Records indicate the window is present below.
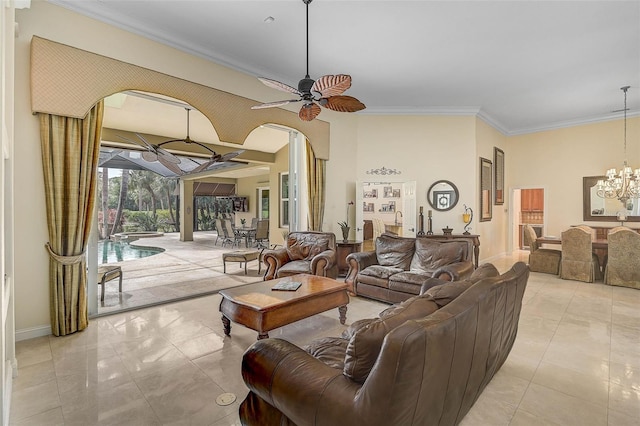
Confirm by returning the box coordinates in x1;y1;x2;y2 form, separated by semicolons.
257;187;270;220
280;172;289;227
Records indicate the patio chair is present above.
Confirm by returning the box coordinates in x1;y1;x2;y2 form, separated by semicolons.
222;219;243;248
253;219;270;249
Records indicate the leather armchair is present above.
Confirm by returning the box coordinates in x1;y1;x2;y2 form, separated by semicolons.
262;231;338;280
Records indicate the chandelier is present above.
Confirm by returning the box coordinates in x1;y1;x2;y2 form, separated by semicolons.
597;86;640;205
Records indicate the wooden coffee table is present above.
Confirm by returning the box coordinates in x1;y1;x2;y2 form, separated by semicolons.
218;274;349;340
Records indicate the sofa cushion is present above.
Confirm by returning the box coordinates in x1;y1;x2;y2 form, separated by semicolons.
286;233;331;261
275;260;312;277
410;238;466;274
375;234;415;270
389;271;433;286
343;295;439;383
305;337;348;370
423;280;475;307
360;265;404;280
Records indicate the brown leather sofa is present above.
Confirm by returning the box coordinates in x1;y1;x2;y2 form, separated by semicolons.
239;261;529;426
262;231;338;280
345;233;474;303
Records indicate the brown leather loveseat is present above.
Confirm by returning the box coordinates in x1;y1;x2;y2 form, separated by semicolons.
262;231;338;280
345;233;474;303
239;261;529;426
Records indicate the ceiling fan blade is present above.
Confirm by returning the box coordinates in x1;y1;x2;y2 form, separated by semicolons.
299;103;322;121
191;159;216;174
312;74;352;97
251;99;301;110
158;155;184;175
142;151;158;162
322;95;366;113
257;77;302;96
219;149;245;162
157;147;182;164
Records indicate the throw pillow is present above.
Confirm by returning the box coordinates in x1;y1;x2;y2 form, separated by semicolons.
410;238;466;274
343;295;439;383
375;233;415;270
286;232;331;261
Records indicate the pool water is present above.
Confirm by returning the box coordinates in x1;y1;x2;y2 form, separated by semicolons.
98;240;164;264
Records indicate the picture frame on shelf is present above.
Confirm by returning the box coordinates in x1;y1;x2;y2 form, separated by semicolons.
364;188;378;198
494;147;504;205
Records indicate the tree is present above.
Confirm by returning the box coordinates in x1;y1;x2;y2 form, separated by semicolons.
100;168;109;238
110;169;130;235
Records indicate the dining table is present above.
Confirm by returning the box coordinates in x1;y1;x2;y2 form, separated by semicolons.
234;226;256;248
536;236;608;269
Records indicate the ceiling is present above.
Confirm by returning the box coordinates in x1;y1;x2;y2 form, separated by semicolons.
49;0;640;136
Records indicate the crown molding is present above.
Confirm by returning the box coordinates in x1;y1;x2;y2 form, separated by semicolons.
507;110;640;136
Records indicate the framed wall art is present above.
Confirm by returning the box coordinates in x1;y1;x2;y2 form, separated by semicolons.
480;157;492;222
494;147;504;205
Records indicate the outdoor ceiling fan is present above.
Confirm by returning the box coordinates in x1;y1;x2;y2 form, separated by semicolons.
119;108;244;176
251;0;365;121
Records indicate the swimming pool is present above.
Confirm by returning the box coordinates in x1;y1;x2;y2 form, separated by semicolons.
98;240;164;264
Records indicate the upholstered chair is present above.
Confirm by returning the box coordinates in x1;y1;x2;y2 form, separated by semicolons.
262;231;338;280
559;227;602;282
525;224;561;274
604;227;640;289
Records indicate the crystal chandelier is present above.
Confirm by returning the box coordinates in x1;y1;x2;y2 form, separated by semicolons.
597;86;640;205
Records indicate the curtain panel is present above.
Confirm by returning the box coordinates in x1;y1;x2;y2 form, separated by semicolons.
39;101;104;336
306;140;326;231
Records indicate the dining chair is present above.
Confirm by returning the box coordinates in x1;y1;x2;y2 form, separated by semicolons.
604;227;640;289
524;224;561;275
559;227;602;282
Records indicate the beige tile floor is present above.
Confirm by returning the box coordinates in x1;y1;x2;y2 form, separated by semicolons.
11;251;640;425
97;232;264;315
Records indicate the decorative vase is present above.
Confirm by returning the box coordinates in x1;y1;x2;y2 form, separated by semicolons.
442;227;453;236
341;226;350;242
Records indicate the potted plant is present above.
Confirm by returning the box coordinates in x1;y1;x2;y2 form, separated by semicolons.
338;221;350;242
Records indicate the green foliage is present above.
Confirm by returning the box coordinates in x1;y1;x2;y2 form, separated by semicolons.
337;221;349;229
125;210;158;231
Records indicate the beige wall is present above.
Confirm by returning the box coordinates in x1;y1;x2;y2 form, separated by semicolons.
508;117;640;238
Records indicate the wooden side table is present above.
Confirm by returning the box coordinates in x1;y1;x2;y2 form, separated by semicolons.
336;240;362;277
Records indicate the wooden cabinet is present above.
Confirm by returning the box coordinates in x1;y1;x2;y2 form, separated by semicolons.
336;241;362;277
521;189;544;212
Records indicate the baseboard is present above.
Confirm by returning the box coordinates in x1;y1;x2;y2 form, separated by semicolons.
15;325;50;342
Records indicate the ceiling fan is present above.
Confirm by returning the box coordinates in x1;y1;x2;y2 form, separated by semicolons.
119;108;244;175
251;0;365;121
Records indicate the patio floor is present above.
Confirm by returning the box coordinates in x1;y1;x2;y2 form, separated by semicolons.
96;231;264;316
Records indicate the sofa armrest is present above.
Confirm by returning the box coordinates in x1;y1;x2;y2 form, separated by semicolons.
432;260;474;281
262;248;291;280
242;338;362;425
310;249;337;276
419;277;449;294
344;251;378;292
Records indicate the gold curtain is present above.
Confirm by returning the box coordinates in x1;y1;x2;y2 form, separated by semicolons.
39;101;104;336
306;140;326;231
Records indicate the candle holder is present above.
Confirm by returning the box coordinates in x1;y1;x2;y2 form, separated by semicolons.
427;210;433;235
462;204;474;235
417;206;425;236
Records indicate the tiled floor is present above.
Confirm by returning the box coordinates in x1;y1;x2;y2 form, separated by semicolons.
10;252;640;425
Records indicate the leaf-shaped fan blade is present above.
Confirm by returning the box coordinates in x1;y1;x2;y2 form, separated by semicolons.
257;77;302;96
142;151;159;162
251;99;301;110
299;103;322;121
322;96;366;113
311;74;352;97
157;148;181;164
191;160;216;174
219;149;245;162
158;155;184;175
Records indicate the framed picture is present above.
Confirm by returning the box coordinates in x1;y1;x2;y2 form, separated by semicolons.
480;157;492;222
364;188;378;198
494;147;504;205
